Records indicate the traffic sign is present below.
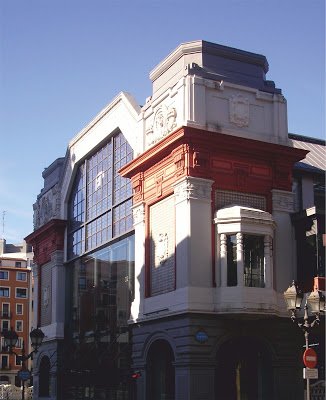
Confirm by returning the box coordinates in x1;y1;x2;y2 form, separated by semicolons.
303;348;317;369
17;369;31;381
303;368;318;380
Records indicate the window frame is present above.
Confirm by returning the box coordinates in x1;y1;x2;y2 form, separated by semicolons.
16;272;27;282
0;287;10;298
16;304;23;315
1;320;9;333
1;303;10;318
15;320;23;332
0;270;9;280
15;287;27;299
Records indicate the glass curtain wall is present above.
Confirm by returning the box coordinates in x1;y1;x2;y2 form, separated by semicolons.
65;132;135;400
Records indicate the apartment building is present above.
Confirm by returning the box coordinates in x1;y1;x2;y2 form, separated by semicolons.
0;240;33;385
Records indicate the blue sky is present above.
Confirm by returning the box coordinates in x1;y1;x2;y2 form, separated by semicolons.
0;0;325;243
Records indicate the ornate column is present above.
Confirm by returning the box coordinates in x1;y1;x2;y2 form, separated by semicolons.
264;235;272;289
236;232;244;287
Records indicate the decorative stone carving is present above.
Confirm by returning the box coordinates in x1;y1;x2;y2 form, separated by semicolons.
132;203;145;225
174;177;213;204
33;184;61;230
272;189;295;212
146;105;177;148
156;233;169;266
43;285;50;308
229;94;250;128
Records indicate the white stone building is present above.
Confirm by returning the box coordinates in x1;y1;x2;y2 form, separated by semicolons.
26;40;325;400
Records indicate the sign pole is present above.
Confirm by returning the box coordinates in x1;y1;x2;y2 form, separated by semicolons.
304;325;310;400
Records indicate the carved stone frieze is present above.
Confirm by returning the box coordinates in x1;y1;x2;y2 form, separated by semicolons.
272;189;295;213
229;94;250;128
174;177;213;204
146;105;177;148
33;184;61;230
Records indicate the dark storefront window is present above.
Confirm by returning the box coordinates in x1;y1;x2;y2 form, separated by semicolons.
66;236;135;399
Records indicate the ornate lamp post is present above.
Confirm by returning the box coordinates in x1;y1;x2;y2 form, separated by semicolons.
284;281;325;400
3;327;45;400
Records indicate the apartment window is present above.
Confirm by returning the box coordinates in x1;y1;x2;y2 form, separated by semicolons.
16;338;23;349
16;304;23;315
0;287;9;297
15;355;22;366
1;320;9;332
15;321;23;332
1;356;8;369
15;288;27;299
2;304;10;318
15;262;21;268
0;271;8;280
67;131;133;259
16;272;27;281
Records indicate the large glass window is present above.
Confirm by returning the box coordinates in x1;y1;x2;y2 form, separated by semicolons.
66;235;135;398
226;235;237;286
243;235;265;288
67;132;133;259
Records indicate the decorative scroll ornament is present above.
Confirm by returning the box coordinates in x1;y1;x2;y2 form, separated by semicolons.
146;105;177;148
229;94;250;128
43;285;50;308
156;233;169;266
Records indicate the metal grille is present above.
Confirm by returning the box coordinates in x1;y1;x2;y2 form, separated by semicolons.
216;190;266;211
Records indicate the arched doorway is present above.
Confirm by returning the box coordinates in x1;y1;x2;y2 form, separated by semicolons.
216;336;273;400
146;339;175;400
39;356;51;397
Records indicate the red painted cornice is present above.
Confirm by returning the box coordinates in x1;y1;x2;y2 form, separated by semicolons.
120;127;308;179
25;219;67;266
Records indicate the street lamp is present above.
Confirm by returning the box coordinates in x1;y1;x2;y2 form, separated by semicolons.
284;281;325;400
3;326;45;400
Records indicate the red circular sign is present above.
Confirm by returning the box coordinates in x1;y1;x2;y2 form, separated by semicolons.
303;348;317;369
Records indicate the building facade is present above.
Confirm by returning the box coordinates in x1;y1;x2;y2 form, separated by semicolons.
26;41;325;399
0;240;33;386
